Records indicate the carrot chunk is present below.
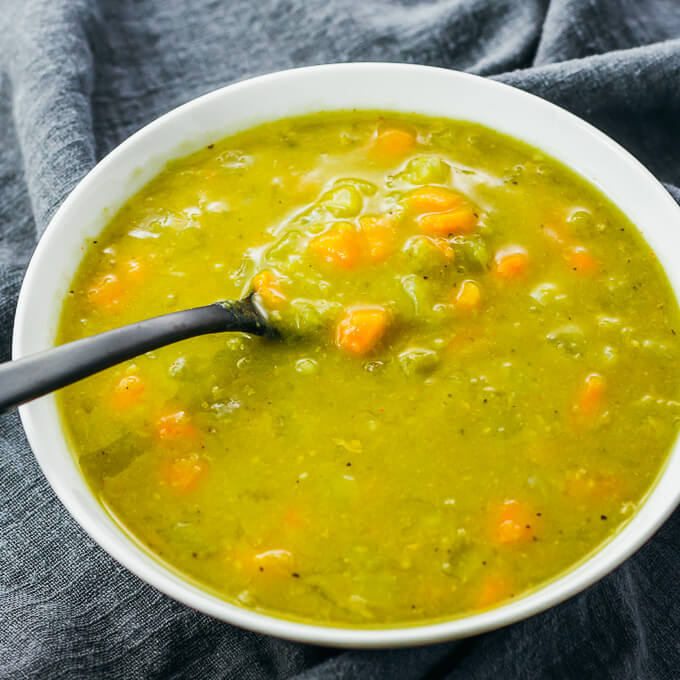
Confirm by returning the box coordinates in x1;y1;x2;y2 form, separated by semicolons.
336;306;389;355
308;223;361;269
157;411;199;441
476;573;513;609
87;274;123;309
573;373;606;426
373;128;416;157
409;186;462;213
419;207;477;235
252;269;287;308
454;280;481;310
112;374;145;409
494;246;529;279
566;246;598;274
161;453;206;493
359;215;396;262
494;499;536;545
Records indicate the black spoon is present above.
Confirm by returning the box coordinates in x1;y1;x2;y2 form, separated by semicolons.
0;295;274;413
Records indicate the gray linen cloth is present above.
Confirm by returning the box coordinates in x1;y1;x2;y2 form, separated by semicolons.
1;1;680;678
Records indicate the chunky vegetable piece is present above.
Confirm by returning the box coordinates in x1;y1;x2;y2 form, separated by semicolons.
373;128;416;157
112;374;145;409
58;112;680;628
252;270;287;308
419;207;477;235
454;280;481;310
409;186;463;213
494;246;529;279
308;223;361;269
336;306;389;355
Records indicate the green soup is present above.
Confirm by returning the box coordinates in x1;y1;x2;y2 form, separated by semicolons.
57;112;680;626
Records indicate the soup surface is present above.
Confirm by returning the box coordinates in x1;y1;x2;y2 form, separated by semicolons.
58;112;680;626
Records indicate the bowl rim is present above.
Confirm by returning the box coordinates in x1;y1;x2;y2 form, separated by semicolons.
13;62;680;648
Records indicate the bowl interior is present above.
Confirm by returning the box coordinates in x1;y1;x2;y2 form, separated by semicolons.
13;63;680;647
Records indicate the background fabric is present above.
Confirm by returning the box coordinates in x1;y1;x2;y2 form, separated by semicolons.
1;0;679;677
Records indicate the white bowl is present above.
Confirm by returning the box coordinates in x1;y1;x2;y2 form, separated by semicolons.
13;63;680;648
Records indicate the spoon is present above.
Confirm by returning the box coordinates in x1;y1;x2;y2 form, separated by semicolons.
0;295;274;413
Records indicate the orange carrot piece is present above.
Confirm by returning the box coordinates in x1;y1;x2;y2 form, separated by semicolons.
494;246;529;279
112;374;145;409
566;246;598;274
495;499;536;545
419;207;478;235
161;454;206;493
308;224;362;269
336;306;389;355
573;373;606;425
87;273;123;309
157;411;199;441
359;215;396;262
373;128;416;157
409;186;462;213
454;280;481;310
252;269;287;308
476;572;513;609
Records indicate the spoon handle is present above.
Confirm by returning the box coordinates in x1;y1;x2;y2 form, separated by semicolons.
0;299;270;413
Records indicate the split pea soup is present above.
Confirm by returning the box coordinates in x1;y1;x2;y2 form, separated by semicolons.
57;112;680;626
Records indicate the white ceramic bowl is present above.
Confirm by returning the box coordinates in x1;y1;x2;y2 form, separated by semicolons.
13;63;680;648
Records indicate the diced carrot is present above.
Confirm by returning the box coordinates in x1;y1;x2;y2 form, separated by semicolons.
573;373;605;425
566;246;598;274
564;468;626;501
494;499;536;545
454;280;481;310
359;215;396;262
476;572;513;609
112;374;145;409
157;411;199;441
419;207;478;235
336;306;389;355
252;269;287;308
372;128;416;157
308;224;362;269
409;186;463;213
87;274;123;309
494;246;529;279
161;453;206;493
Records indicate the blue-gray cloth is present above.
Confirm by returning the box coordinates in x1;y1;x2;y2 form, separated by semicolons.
1;1;679;677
